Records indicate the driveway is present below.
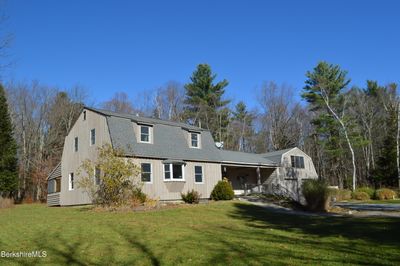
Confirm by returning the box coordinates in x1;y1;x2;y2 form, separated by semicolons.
334;202;400;212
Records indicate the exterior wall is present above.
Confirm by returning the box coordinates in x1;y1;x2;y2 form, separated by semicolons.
134;158;222;200
280;148;318;179
263;148;318;202
60;109;111;206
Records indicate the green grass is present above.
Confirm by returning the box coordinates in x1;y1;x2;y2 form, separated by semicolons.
0;202;399;265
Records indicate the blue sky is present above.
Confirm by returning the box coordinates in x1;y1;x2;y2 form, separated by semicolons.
4;0;400;108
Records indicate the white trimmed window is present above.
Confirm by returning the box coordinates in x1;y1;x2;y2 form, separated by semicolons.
141;163;152;183
90;128;96;146
194;166;203;183
83;110;86;121
163;164;185;181
74;137;78;152
69;173;74;190
94;167;101;185
190;132;199;148
140;125;151;143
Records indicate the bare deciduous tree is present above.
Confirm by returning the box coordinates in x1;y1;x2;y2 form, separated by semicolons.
258;82;303;151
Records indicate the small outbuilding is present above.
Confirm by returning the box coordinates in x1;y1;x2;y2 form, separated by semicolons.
260;147;318;202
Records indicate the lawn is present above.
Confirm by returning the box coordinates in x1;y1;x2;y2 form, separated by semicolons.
0;202;399;266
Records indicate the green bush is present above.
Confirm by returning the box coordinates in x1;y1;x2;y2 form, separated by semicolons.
181;190;201;204
352;191;370;201
211;179;234;201
355;187;375;199
132;187;147;204
375;188;397;200
302;179;330;212
329;189;351;201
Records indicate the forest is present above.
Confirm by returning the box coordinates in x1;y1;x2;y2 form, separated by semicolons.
1;61;399;202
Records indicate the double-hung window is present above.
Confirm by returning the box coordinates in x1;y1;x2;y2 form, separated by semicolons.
90;128;96;146
190;132;199;148
140;125;151;143
141;163;152;183
164;163;185;181
194;166;203;183
291;156;305;169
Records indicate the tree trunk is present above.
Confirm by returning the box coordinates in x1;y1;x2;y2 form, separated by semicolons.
322;96;357;191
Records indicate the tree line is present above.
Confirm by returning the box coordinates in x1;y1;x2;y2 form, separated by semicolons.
1;62;399;202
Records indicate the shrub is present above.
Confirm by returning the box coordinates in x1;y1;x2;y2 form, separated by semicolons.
302;179;330;212
131;187;147;204
0;197;14;209
181;190;201;204
77;144;142;207
352;191;370;201
329;189;351;201
355;187;375;199
211;179;234;200
375;188;397;200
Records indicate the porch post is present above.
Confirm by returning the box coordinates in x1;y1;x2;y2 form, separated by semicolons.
256;166;261;193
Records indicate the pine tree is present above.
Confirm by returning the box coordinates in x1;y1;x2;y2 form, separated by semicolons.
184;64;230;141
0;84;18;197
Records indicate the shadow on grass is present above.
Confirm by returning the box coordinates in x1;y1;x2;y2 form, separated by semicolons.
231;202;400;246
112;226;160;266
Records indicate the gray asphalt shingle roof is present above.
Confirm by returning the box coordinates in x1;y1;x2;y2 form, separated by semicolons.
260;147;295;163
86;107;276;166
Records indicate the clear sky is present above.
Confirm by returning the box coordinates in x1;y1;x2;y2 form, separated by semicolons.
3;0;400;108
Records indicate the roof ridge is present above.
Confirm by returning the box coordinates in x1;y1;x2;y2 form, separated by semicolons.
85;106;205;131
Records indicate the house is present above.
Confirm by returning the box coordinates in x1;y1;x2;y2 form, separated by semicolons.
261;147;319;201
47;107;317;206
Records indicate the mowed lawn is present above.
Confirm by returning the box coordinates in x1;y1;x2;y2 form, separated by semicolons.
0;202;399;266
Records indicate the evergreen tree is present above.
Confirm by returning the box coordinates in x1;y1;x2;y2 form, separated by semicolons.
184;64;230;141
0;84;18;197
302;62;354;188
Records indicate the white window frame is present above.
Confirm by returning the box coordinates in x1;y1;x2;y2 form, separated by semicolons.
190;132;200;148
90;128;96;146
74;137;78;152
194;165;204;184
141;163;153;184
139;125;151;143
163;164;185;182
69;173;74;191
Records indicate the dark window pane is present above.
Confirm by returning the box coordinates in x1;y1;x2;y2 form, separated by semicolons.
91;129;96;145
172;164;183;179
300;157;305;168
141;173;151;182
95;167;101;185
291;156;295;167
141;134;149;142
195;166;202;174
75;137;78;152
164;164;171;179
141;126;149;134
141;163;151;173
195;174;202;183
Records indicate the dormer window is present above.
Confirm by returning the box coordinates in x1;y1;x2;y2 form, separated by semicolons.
190;132;200;148
140;125;151;143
